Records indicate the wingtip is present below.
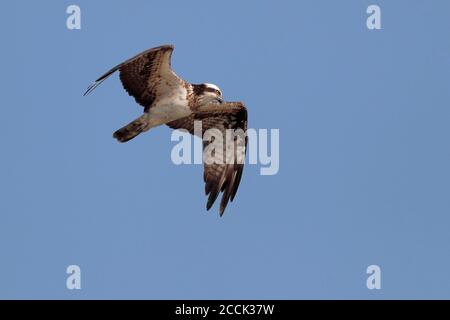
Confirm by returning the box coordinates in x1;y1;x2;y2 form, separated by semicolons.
83;83;96;96
206;201;226;217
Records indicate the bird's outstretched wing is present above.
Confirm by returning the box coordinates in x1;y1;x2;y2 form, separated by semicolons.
167;102;248;216
84;45;184;109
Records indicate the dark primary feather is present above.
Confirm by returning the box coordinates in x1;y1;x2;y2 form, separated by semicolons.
167;102;248;216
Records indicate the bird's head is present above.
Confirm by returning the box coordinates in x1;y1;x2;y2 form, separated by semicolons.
194;83;223;104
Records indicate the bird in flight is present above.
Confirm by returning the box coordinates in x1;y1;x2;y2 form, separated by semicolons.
84;45;248;216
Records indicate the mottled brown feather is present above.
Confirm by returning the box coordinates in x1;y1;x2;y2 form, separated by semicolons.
167;102;248;216
84;45;185;111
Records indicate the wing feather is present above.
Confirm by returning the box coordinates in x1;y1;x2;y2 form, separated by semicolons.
167;102;248;216
84;45;184;109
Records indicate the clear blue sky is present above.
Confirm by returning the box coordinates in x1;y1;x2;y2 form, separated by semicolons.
1;0;450;299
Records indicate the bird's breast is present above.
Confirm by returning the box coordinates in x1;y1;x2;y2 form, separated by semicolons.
149;85;192;122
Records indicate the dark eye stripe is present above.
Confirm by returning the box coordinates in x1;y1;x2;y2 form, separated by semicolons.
204;87;221;95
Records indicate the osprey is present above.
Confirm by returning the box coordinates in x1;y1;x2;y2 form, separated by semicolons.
84;45;247;216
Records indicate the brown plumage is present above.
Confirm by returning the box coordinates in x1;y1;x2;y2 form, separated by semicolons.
167;103;247;215
84;45;248;216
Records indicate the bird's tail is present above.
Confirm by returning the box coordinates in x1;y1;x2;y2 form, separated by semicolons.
113;115;148;143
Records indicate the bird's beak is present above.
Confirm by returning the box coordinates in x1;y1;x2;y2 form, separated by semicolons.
217;97;224;103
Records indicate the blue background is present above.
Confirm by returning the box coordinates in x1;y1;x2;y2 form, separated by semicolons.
1;0;450;299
